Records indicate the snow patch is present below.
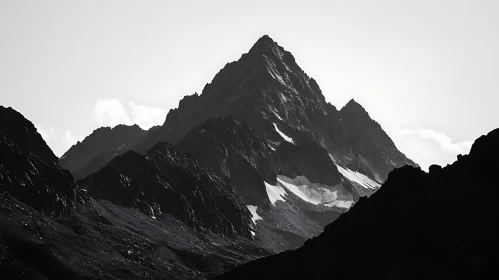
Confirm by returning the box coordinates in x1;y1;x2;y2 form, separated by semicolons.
276;175;353;209
325;200;354;208
264;181;286;205
246;205;262;224
273;123;295;144
333;160;381;190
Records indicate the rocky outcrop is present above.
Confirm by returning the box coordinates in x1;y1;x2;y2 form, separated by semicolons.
78;142;253;238
0;106;89;215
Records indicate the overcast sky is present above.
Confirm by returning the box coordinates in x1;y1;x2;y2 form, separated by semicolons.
1;0;498;170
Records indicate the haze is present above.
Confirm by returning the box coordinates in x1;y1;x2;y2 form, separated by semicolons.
1;0;498;170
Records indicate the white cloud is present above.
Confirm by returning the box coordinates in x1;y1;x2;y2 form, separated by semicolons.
92;98;133;127
398;128;472;154
393;128;473;171
128;101;167;129
92;98;166;130
31;98;166;158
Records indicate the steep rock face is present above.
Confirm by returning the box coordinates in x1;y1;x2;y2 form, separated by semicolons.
134;35;331;153
339;99;417;180
176;116;352;251
0;106;89;215
274;139;343;186
79;143;253;238
59;124;146;179
147;143;254;237
217;128;499;280
176;116;277;207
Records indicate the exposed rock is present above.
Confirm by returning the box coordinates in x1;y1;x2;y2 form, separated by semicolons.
0;106;89;215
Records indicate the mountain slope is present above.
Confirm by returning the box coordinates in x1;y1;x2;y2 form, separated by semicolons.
78;142;254;238
176;116;277;207
216;128;499;280
59;124;147;180
0;106;90;215
0;107;266;280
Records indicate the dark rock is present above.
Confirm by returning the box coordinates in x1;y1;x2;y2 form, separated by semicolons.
176;116;277;207
59;124;147;179
79;142;253;238
0;106;90;215
216;128;499;280
428;164;442;173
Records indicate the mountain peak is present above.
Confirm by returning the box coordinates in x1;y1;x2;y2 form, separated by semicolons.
341;99;369;117
248;34;279;56
254;34;276;46
343;98;361;108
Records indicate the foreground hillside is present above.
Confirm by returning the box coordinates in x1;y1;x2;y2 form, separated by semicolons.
217;128;499;280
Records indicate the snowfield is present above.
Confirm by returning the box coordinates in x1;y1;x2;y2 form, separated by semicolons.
264;181;287;205
264;175;353;209
328;154;381;189
335;164;381;189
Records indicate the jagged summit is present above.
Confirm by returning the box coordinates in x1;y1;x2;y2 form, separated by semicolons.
248;34;279;55
341;98;369;115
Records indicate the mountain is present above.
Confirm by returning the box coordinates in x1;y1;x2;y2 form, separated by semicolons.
78;142;254;238
139;35;415;248
59;34;417;251
0;106;90;214
133;35;415;179
59;124;147;180
1;34;420;278
0;107;267;280
216;128;499;280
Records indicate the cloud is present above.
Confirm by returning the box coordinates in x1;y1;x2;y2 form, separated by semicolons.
398;128;473;154
31;99;166;158
33;123;79;157
92;98;133;127
92;98;167;129
393;127;473;171
128;101;167;129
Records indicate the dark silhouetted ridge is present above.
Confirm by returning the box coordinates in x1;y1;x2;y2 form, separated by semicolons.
217;128;499;280
60;124;146;179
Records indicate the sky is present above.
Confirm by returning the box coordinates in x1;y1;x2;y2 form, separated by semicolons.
1;0;498;170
